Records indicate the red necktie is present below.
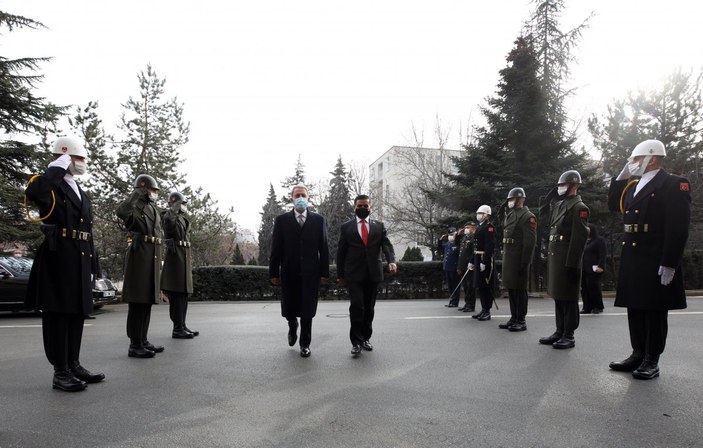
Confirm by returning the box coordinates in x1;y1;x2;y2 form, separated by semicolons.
361;219;368;246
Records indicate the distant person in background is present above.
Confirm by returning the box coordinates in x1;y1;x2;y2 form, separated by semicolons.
457;221;477;312
269;185;329;358
580;224;606;314
438;227;461;307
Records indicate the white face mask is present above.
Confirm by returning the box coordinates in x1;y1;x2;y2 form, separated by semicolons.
507;200;515;209
448;235;455;242
476;213;484;222
628;161;643;177
180;204;188;213
69;160;87;176
557;185;568;196
148;192;158;202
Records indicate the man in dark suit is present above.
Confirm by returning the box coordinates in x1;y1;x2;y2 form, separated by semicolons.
337;194;397;356
270;185;329;358
607;140;690;380
25;136;105;392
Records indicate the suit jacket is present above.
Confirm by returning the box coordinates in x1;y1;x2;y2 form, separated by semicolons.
25;166;97;315
269;210;329;318
337;217;395;284
607;170;690;310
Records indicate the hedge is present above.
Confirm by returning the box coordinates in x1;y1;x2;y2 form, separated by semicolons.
192;261;447;301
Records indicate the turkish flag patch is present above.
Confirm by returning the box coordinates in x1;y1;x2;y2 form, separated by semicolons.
529;217;536;229
680;182;690;191
488;226;494;233
579;210;589;219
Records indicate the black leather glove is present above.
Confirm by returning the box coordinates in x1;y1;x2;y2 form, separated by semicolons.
566;267;579;283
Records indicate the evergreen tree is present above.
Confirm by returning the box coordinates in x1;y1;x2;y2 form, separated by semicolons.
279;155;316;208
318;156;354;262
231;243;245;265
401;246;423;261
0;11;63;245
247;257;258;266
258;183;282;265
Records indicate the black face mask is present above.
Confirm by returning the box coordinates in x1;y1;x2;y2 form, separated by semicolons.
355;208;370;219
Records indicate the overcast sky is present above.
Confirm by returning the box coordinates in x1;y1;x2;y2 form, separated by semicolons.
4;0;702;232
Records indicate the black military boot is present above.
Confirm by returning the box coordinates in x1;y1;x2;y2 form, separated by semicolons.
508;320;527;332
184;327;199;336
539;332;562;345
172;329;195;339
632;355;660;380
609;351;644;372
69;361;105;384
471;310;482;319
143;340;165;353
477;310;491;321
128;342;155;358
53;366;87;392
552;332;575;349
498;319;515;329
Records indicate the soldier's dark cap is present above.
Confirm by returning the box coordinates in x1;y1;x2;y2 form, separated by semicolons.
448;226;457;233
464;221;477;226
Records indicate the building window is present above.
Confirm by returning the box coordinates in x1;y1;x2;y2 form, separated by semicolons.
377;162;383;178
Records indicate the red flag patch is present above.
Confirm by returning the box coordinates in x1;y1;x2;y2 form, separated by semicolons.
680;182;690;191
488;226;494;233
579;210;589;219
529;216;536;229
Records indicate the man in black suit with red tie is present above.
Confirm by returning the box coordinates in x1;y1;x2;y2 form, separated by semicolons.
336;194;397;356
270;185;329;358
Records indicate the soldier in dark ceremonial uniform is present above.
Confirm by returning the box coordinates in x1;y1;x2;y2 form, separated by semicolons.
117;174;164;358
457;221;477;312
438;227;461;307
161;191;198;339
25;136;105;391
607;140;690;380
539;171;589;349
470;205;496;321
499;188;537;332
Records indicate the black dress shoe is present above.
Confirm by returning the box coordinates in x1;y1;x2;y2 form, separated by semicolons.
632;357;660;380
592;309;602;315
185;327;199;336
288;322;298;347
477;310;491;321
351;345;362;356
69;362;105;384
362;340;373;351
508;321;527;332
552;337;575;349
85;315;96;320
579;309;590;314
539;332;562;345
445;303;458;308
300;347;311;358
498;320;515;329
462;307;474;313
143;341;165;353
471;310;482;319
457;306;466;311
128;345;156;358
53;368;87;392
609;353;644;372
173;329;195;339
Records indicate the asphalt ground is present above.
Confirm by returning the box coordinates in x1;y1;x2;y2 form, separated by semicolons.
1;296;702;448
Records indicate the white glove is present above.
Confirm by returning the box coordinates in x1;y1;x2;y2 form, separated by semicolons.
616;161;631;181
48;153;72;169
592;265;599;273
468;263;474;271
658;266;675;286
480;263;486;272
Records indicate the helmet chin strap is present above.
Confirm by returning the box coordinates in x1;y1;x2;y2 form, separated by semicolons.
633;155;653;177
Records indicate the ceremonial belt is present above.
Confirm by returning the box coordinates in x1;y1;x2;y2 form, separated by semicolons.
502;238;515;244
549;234;566;242
175;240;191;247
61;228;91;241
624;224;648;233
475;250;486;255
128;235;162;245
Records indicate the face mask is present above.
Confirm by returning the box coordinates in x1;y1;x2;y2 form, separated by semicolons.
448;235;455;242
628;161;643;177
355;207;370;219
148;192;158;202
294;197;308;211
180;204;188;213
69;160;87;176
476;213;484;222
557;186;568;196
507;200;515;209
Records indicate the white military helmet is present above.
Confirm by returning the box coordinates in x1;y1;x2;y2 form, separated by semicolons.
476;205;491;215
51;136;88;158
629;139;666;161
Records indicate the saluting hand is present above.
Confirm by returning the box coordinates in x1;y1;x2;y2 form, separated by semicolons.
388;263;397;273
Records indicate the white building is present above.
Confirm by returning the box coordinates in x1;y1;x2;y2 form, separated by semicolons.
369;146;462;261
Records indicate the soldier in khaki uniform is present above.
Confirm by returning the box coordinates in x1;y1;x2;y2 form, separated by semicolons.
116;174;164;358
499;188;536;332
161;191;198;339
539;171;589;349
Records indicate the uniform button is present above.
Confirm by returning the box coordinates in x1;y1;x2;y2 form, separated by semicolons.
625;211;629;214
154;256;157;259
632;243;637;247
80;218;84;222
90;254;93;258
635;210;639;214
81;251;85;256
622;242;625;246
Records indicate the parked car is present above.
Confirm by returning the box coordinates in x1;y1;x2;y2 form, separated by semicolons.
0;256;33;312
93;278;120;309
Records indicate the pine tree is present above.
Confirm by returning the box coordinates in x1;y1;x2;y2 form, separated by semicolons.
258;184;282;265
318;156;354;262
0;11;64;245
231;243;245;265
279;155;316;208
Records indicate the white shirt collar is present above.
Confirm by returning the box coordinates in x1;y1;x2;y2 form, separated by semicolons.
63;172;81;201
295;209;308;218
634;169;660;196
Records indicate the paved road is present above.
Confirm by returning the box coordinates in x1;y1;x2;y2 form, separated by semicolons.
1;297;702;448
